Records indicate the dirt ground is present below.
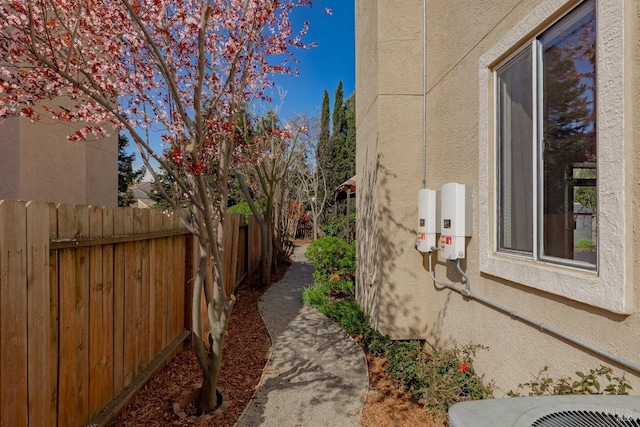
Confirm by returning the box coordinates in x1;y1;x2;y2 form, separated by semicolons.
110;262;442;427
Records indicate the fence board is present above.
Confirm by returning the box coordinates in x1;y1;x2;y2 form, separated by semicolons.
101;208;115;409
57;204;78;427
173;214;184;341
148;211;162;360
0;201;29;427
0;202;257;427
47;203;59;427
236;225;247;287
162;214;175;345
74;205;91;426
112;208;125;395
123;207;137;387
89;206;104;418
135;209;150;371
248;216;261;274
169;215;185;342
226;215;240;295
26;201;55;427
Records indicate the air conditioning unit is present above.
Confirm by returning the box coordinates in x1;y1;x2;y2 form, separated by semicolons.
449;395;640;427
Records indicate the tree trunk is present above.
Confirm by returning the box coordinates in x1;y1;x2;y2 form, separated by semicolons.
260;208;273;287
191;242;232;413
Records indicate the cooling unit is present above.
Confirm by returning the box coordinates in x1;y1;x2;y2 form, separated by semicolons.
449;395;640;427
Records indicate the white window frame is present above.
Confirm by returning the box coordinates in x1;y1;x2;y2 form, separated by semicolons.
479;0;630;313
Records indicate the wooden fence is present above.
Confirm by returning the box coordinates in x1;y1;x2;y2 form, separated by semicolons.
0;200;260;427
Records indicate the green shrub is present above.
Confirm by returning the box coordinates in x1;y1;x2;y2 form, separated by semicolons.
362;327;392;356
306;236;356;283
508;365;632;396
302;283;332;316
322;213;356;238
574;238;595;248
228;201;263;222
417;345;493;413
333;301;367;336
386;340;428;395
302;234;492;415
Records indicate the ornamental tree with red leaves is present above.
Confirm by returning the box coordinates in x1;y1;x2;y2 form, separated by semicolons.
0;0;313;413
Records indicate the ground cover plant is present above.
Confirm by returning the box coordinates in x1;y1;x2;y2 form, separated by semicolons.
303;236;493;420
508;365;632;397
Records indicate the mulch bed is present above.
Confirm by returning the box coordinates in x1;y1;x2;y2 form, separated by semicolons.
109;248;439;426
109;264;286;427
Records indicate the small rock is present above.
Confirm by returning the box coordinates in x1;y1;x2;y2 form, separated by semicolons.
177;411;188;419
172;402;182;415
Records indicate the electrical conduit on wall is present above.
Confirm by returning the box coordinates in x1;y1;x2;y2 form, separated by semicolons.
426;252;640;375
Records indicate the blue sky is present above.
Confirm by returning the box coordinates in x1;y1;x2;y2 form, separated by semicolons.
269;0;355;118
129;1;354;169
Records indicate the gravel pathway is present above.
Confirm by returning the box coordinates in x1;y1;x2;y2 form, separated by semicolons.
236;245;368;427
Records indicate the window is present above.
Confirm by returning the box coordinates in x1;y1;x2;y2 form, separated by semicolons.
478;0;629;313
496;0;596;269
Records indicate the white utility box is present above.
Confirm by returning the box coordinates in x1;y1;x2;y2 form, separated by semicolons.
417;189;438;252
439;183;472;260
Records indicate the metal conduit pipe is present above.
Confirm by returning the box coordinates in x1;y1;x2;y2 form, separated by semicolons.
422;0;427;188
427;251;640;374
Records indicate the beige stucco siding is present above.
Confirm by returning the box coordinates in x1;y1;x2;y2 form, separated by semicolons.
0;115;117;207
356;0;429;337
356;0;640;394
0;117;21;200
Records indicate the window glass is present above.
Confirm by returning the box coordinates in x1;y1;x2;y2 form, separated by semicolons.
540;1;596;267
497;46;533;253
495;0;596;268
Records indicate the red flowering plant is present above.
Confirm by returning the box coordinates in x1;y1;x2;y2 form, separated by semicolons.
416;344;493;416
0;0;317;413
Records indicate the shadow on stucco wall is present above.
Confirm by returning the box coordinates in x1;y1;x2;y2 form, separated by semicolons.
357;147;451;341
356;144;380;330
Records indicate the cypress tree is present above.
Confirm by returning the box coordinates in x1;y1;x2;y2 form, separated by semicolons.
118;133;146;207
327;81;347;201
332;81;346;138
343;93;356;181
317;90;331;173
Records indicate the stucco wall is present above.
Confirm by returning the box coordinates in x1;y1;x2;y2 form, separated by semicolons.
0;115;117;207
356;0;640;394
356;0;430;337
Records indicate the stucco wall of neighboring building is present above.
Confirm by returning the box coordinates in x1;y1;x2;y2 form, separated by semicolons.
356;0;640;395
0;115;117;207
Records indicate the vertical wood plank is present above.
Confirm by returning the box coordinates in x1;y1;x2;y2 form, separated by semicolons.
175;234;186;341
101;207;115;409
26;201;55;427
74;205;90;426
162;213;173;346
56;204;77;427
88;206;103;418
47;203;59;427
123;207;136;387
112;208;125;394
148;210;162;359
0;201;29;427
183;233;195;340
135;208;150;370
229;215;239;295
172;214;184;340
